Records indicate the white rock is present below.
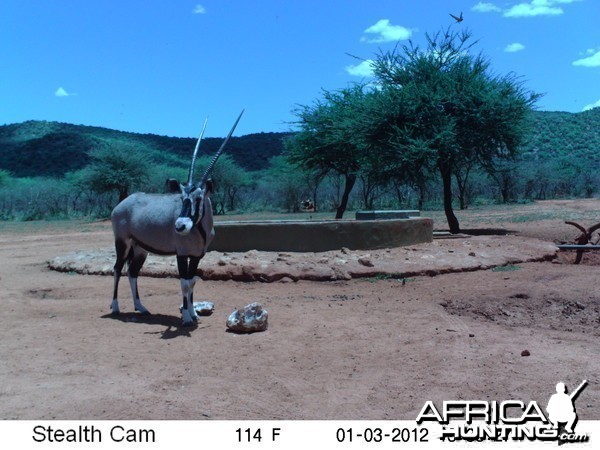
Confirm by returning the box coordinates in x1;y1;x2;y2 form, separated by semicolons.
226;302;268;333
179;301;214;315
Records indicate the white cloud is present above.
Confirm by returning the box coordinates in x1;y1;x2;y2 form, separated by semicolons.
502;0;583;18
472;2;502;13
504;2;563;18
473;0;582;18
583;98;600;111
360;19;412;44
192;4;206;14
345;59;375;77
572;50;600;67
504;42;525;52
55;87;73;97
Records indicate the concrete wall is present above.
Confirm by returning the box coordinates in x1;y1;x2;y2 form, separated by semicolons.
210;218;433;252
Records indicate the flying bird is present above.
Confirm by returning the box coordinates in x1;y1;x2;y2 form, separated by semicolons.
450;12;463;23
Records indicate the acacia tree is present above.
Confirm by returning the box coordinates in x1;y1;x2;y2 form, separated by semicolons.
79;141;150;203
358;83;437;210
196;154;251;214
371;29;540;232
286;84;372;219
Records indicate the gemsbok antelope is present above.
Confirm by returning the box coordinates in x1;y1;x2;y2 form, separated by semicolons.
110;110;243;326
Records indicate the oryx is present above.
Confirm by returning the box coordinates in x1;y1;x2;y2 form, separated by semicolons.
110;110;243;326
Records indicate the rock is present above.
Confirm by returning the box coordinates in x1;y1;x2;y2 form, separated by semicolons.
521;349;530;357
358;256;374;267
226;302;268;333
179;301;214;316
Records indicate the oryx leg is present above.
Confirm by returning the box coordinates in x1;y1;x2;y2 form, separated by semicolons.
177;255;201;326
128;245;150;315
111;239;130;315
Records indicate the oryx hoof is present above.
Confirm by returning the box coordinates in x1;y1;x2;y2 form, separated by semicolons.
135;307;151;315
110;309;120;316
181;320;196;327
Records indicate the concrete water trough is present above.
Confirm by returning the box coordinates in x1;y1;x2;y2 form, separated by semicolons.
355;210;420;220
211;213;433;253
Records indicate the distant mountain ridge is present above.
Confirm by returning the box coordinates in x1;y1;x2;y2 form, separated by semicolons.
0;120;291;177
1;108;599;178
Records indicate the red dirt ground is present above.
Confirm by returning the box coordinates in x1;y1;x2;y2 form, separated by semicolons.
0;199;598;420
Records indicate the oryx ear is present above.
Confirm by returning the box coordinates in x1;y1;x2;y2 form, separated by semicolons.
166;178;181;194
204;179;214;195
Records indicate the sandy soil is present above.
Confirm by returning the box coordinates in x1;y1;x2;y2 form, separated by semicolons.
0;199;599;420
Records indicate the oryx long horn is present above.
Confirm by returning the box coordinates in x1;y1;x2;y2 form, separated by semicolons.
187;117;209;187
199;109;244;187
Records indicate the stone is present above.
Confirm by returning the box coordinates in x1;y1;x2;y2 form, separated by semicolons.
179;301;214;315
358;256;374;267
226;302;268;333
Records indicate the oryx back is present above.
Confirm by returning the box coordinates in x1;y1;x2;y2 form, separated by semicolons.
111;192;214;257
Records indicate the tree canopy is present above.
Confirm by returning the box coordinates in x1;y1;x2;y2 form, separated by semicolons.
77;142;150;202
287;28;540;230
286;84;375;218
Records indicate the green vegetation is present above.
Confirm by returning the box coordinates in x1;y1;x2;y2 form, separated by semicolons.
1;28;599;222
1;105;598;221
288;29;540;231
0;120;288;177
491;265;522;272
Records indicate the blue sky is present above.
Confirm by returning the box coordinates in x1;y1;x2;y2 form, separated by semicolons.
1;0;598;138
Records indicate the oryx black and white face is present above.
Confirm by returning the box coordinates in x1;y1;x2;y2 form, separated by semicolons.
168;179;213;236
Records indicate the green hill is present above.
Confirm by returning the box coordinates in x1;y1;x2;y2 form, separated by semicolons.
0;120;290;177
522;108;600;163
1;108;599;179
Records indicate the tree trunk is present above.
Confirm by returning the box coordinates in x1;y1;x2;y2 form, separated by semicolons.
393;182;404;206
335;173;356;219
307;171;324;213
227;187;238;211
415;178;427;211
118;188;128;203
455;167;471;210
359;175;377;211
440;163;460;234
417;186;424;210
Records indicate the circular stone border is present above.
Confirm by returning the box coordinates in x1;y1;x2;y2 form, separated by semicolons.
48;235;558;283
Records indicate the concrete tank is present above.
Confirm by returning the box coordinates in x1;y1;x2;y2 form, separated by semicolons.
211;217;433;252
